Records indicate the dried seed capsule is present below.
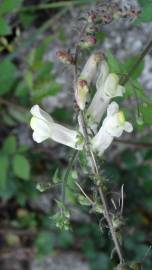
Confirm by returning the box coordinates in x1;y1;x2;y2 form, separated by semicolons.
56;49;74;65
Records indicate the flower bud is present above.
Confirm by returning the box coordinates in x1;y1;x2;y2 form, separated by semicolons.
80;52;104;85
79;36;97;49
75;53;104;111
86;25;99;35
86;11;97;23
75;79;89;110
56;49;74;65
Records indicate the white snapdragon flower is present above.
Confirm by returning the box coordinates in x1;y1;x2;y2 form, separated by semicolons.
92;102;133;156
75;52;103;110
30;105;83;150
87;61;125;128
79;52;103;85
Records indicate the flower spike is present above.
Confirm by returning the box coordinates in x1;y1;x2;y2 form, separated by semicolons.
87;61;125;129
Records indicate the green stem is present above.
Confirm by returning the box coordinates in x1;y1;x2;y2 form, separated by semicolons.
121;38;152;85
79;111;124;264
62;150;78;203
17;0;93;12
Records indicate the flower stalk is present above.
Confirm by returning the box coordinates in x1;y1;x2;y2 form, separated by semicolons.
79;110;125;264
29;4;152;267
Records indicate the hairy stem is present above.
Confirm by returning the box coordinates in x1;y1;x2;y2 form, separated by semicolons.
76;181;94;205
79;111;124;264
72;17;125;263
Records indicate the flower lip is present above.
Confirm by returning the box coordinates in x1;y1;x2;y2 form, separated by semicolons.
117;111;125;125
91;102;133;156
30;105;54;123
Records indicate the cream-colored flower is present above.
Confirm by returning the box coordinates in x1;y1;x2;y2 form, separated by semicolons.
30;105;83;150
92;102;133;156
87;61;125;128
100;73;125;101
75;52;103;110
79;52;103;85
75;80;89;111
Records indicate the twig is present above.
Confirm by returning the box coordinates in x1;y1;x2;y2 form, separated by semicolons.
17;0;93;12
115;139;152;148
120;38;152;85
120;185;124;216
0;97;27;112
76;181;94;205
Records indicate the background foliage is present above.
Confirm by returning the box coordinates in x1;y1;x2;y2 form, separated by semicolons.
0;0;152;269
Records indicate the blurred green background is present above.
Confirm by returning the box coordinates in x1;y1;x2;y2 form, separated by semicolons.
0;0;152;269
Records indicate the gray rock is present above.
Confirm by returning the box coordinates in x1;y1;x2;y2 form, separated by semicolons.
31;252;89;270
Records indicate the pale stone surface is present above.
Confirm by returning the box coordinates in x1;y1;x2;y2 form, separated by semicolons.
31;252;90;270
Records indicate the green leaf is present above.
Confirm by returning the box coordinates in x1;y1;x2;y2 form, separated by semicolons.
0;59;17;95
125;79;150;103
3;135;17;154
106;50;121;73
20;13;36;27
121;150;138;169
32;81;61;102
141;103;152;125
78;194;92;206
0;18;11;36
122;56;144;79
0;0;23;15
15;81;29;97
138;0;152;6
8;107;30;123
0;153;9;188
135;2;152;23
35;232;54;256
0;177;17;199
13;154;30;180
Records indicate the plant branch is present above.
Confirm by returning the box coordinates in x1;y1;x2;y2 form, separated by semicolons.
72;17;125;263
17;0;93;13
120;37;152;85
0;97;27;112
79;111;124;264
115;139;152;148
76;181;94;205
